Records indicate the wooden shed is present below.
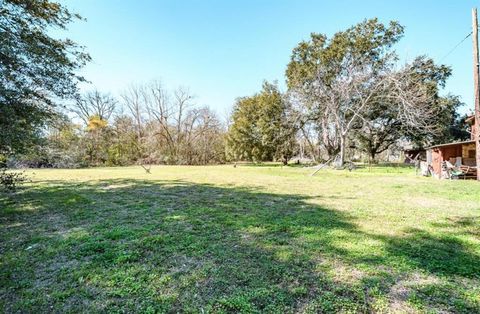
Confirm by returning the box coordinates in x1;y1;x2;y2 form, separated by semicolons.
427;141;476;178
425;115;477;179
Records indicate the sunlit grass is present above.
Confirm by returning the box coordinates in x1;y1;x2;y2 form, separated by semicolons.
1;164;479;312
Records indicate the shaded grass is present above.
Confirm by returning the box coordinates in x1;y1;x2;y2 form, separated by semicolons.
0;165;479;313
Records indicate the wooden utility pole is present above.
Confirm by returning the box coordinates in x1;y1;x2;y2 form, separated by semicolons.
472;8;480;180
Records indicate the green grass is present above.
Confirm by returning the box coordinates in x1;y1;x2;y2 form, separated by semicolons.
1;165;479;313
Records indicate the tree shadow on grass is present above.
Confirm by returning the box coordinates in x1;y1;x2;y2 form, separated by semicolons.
381;228;480;278
0;179;479;312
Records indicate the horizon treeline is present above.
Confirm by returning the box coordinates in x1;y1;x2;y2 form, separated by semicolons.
1;0;470;168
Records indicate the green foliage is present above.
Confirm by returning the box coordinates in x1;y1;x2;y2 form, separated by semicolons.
397;56;461;146
286;18;404;90
8;114;84;168
407;94;470;146
353;99;401;160
355;57;461;158
0;168;27;191
106;116;141;166
0;0;90;155
81;115;114;166
227;82;296;162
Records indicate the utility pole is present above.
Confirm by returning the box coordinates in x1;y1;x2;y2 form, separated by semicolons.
472;8;480;180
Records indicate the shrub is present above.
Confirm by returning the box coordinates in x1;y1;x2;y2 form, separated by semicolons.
0;168;28;192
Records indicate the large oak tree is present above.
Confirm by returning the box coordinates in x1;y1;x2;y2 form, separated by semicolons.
286;19;459;166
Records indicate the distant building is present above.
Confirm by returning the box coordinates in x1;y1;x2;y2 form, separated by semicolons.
403;146;426;164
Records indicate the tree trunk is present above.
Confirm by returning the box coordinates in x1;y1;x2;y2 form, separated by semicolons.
338;135;346;167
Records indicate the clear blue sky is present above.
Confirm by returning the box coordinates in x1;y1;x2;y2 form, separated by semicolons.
60;0;479;117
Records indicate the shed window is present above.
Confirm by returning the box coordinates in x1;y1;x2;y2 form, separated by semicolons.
468;149;476;158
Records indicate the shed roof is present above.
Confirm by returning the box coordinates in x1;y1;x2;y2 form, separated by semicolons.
426;140;475;150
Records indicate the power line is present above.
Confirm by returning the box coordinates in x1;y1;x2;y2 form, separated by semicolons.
439;31;472;62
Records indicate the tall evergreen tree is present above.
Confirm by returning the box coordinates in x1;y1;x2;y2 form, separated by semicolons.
227;82;296;162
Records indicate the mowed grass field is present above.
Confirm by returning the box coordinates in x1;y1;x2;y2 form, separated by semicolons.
1;165;479;313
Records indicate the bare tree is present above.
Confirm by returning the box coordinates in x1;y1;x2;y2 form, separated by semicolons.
119;84;149;171
173;87;194;145
121;84;144;139
119;80;225;165
74;89;117;125
143;80;176;156
183;107;224;164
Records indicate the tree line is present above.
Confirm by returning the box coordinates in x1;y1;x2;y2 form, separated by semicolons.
1;1;469;169
21;83;226;167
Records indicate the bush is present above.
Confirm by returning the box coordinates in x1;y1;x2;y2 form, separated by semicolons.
0;168;28;191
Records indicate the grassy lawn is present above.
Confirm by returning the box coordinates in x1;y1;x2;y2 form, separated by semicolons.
1;165;479;313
